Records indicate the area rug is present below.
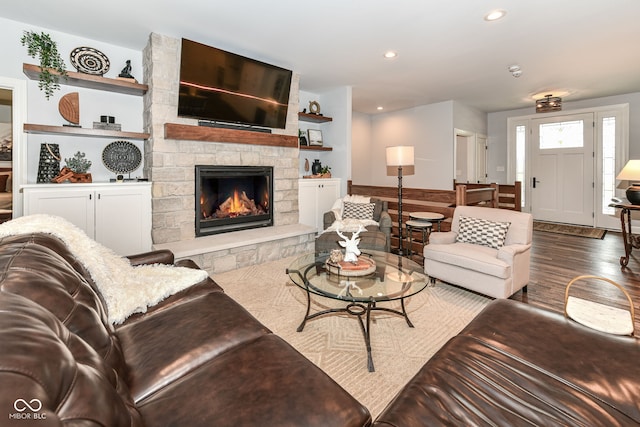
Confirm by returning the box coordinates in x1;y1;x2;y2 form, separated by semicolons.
213;256;490;418
533;221;607;239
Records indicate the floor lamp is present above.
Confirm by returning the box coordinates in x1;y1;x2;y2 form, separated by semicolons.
386;146;415;256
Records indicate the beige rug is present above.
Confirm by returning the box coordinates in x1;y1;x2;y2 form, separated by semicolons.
533;221;607;239
213;256;490;418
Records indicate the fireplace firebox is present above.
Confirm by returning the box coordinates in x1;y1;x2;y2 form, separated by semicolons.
196;165;273;236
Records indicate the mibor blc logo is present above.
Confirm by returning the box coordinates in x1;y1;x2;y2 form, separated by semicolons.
9;398;46;421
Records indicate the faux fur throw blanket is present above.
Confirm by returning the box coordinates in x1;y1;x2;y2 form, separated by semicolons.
0;214;208;325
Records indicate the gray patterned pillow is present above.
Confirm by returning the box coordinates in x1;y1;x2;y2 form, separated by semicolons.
343;202;375;220
456;216;511;249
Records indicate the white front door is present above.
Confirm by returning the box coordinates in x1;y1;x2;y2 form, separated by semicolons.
531;113;594;225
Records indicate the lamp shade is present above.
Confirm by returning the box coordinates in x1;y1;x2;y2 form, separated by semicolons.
386;146;414;167
616;160;640;181
616;160;640;205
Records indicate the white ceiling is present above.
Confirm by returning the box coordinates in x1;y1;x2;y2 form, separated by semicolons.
3;0;640;114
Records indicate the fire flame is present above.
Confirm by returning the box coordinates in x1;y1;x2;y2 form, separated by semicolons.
225;189;252;217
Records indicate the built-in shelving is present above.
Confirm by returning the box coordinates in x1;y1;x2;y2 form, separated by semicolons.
23;124;150;140
298;112;333;123
164;123;298;147
300;145;332;152
23;63;148;96
23;63;149;141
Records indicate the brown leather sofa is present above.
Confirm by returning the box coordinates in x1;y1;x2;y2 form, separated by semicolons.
373;299;640;426
0;233;371;427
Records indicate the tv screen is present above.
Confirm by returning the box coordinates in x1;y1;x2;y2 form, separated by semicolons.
178;39;292;129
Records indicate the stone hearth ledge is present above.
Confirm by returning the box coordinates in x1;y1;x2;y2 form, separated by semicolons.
152;224;316;274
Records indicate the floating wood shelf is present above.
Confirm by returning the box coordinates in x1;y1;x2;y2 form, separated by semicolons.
300;145;332;151
298;112;333;123
164;123;298;148
23;63;148;96
24;123;150;140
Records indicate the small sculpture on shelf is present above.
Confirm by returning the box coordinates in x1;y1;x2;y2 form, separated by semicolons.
118;60;136;81
53;151;92;183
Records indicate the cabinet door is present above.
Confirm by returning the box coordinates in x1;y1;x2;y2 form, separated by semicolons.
298;180;318;231
316;180;340;231
23;187;95;237
94;185;152;255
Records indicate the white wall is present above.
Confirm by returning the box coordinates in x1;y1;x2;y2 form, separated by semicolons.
359;101;453;190
0;16;145;183
351;111;372;184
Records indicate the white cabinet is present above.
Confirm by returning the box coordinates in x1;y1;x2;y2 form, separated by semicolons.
22;182;152;255
298;178;341;233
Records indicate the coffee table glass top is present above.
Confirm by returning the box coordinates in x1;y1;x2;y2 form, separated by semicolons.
287;250;428;303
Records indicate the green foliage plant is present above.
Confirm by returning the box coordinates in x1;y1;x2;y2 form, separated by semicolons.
65;152;92;173
21;31;67;100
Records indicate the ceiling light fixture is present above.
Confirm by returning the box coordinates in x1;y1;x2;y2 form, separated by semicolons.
377;106;384;111
484;9;506;21
383;51;398;59
508;65;522;78
536;94;562;113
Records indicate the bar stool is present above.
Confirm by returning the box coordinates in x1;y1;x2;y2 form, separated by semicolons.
406;220;432;257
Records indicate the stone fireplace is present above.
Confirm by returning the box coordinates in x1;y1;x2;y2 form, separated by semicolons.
196;165;273;236
142;33;314;273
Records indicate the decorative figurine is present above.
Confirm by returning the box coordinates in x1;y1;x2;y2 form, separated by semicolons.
336;224;366;263
118;60;134;79
328;249;344;264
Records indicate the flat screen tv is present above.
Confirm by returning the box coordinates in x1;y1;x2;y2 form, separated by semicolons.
178;38;292;129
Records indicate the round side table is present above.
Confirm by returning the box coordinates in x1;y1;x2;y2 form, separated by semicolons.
406;220;432;257
409;212;445;231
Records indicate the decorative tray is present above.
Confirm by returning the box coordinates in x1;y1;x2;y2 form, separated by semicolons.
325;257;377;277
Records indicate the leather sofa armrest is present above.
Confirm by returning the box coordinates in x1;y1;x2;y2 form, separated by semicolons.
429;231;457;245
323;211;337;230
127;249;175;266
497;244;531;263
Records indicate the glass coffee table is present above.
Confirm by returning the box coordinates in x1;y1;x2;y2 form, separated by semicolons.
286;250;428;371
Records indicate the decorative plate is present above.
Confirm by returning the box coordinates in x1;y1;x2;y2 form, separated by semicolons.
70;47;110;75
102;141;142;174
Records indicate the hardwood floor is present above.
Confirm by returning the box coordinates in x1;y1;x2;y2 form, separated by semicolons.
510;229;640;333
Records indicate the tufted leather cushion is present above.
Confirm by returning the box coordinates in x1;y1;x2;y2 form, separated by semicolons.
0;234;128;377
0;292;142;425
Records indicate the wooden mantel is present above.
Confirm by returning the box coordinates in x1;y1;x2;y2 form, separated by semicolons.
164;123;298;148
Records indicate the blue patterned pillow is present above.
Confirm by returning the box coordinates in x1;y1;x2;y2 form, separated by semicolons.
456;216;511;249
343;202;375;220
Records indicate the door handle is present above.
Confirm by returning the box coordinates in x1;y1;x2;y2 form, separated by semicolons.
532;177;540;188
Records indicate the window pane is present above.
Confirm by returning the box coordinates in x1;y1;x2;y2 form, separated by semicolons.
539;120;584;149
602;117;616;215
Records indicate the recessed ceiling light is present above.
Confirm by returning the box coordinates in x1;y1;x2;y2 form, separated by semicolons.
484;9;506;21
377;106;384;111
383;51;398;59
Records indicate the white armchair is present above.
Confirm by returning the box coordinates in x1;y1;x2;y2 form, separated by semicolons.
423;206;533;299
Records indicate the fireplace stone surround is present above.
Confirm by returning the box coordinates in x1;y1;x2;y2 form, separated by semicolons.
143;33;314;273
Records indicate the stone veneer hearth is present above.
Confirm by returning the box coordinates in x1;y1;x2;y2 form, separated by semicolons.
142;33;314;273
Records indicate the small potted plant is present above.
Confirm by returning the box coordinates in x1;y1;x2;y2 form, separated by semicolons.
63;151;92;183
320;165;331;178
21;30;67;100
